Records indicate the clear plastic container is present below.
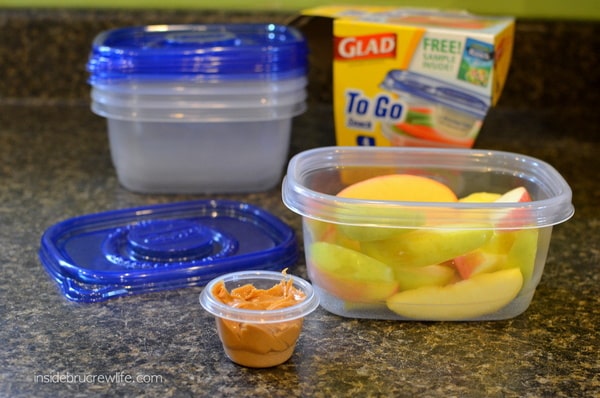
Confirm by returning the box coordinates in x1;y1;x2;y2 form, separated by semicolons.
200;270;319;367
282;146;574;321
87;24;308;193
106;117;297;193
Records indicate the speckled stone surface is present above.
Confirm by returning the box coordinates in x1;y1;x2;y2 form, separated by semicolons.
0;9;599;398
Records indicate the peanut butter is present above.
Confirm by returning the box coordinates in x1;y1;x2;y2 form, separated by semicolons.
211;272;307;368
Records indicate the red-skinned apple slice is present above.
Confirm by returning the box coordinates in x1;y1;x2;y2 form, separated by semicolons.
496;186;531;203
493;186;533;228
453;250;504;279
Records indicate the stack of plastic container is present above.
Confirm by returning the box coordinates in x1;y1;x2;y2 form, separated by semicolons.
87;24;308;193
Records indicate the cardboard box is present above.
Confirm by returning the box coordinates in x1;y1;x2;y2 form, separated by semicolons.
291;6;514;148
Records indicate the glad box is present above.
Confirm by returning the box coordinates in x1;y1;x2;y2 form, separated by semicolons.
293;6;514;148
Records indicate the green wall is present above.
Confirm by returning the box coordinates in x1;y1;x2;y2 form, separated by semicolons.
0;0;598;20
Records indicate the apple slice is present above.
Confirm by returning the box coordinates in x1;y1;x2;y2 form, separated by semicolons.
337;174;458;202
456;229;539;283
453;250;504;279
307;242;398;303
503;228;539;284
305;218;330;242
386;268;524;320
361;225;493;268
480;231;518;254
493;186;533;228
304;219;361;251
337;206;424;242
496;186;531;203
335;174;454;241
316;223;361;251
458;192;502;203
394;264;456;291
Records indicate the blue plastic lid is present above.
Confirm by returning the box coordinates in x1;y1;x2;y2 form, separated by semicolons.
380;70;490;117
39;200;298;303
87;24;308;84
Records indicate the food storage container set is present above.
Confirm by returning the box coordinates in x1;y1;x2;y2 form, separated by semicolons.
38;20;574;368
86;23;308;193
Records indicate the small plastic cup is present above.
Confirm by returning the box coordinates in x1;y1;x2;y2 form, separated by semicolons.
199;270;319;368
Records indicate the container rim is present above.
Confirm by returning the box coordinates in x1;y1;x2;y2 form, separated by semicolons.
91;100;307;122
89;76;308;95
282;146;575;229
199;270;320;323
90;87;307;109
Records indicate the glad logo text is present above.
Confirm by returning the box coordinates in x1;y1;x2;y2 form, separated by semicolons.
335;33;396;60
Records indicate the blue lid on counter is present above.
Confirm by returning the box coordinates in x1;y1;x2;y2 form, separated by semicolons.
87;24;308;84
380;70;490;117
39;200;298;303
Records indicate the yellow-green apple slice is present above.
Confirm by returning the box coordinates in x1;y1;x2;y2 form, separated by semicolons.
503;228;539;284
315;222;361;251
337;206;424;242
480;231;518;254
361;225;493;268
308;241;398;303
457;191;501;223
386;268;524;320
304;219;361;251
394;264;456;290
335;174;456;241
458;192;502;202
304;218;330;241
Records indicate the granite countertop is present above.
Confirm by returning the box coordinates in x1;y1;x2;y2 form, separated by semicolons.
0;9;599;398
